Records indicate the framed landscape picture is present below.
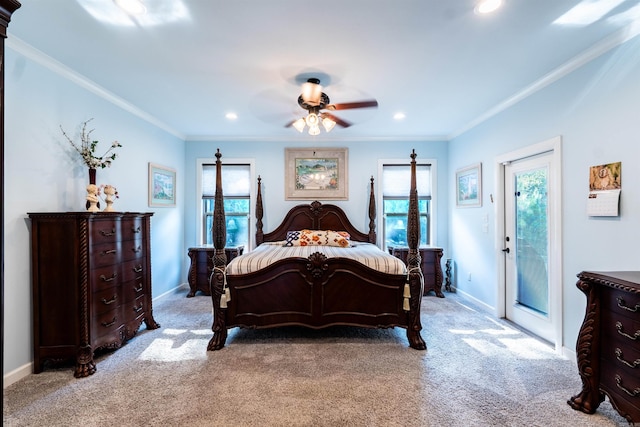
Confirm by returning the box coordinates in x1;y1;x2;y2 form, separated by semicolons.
456;163;482;207
148;163;176;207
285;148;348;200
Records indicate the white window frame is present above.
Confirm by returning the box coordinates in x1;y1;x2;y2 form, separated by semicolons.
195;158;256;250
377;158;437;250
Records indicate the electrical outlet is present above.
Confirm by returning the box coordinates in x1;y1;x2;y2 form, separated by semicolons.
467;272;472;281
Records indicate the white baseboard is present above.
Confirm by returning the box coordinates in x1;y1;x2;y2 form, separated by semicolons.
3;363;32;389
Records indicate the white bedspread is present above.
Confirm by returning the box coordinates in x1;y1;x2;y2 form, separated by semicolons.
226;242;407;275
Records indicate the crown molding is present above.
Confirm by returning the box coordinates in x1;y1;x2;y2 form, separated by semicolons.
6;35;185;140
449;22;640;140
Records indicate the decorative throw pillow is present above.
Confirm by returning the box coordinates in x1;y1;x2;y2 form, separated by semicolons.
283;230;351;247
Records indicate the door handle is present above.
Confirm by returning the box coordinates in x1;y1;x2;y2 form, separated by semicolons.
502;248;510;253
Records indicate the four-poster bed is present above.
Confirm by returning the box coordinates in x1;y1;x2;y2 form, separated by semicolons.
206;149;426;351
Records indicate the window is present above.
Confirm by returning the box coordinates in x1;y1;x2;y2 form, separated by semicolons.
202;163;251;248
381;163;432;250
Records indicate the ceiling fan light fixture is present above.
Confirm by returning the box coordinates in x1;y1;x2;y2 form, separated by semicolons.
322;117;336;132
292;118;306;133
301;79;323;105
308;125;321;136
305;113;319;127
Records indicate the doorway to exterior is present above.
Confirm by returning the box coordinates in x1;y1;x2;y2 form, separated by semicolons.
496;136;563;353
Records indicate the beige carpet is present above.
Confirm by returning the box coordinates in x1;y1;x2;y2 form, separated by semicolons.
3;286;629;426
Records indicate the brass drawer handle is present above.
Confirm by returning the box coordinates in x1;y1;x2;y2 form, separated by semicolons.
133;265;143;273
615;322;640;341
99;273;118;282
133;304;143;314
131;226;141;234
615;375;640;397
134;283;143;293
101;317;117;328
102;249;117;255
617;296;639;312
615;348;640;369
101;295;117;305
132;246;142;254
100;228;116;237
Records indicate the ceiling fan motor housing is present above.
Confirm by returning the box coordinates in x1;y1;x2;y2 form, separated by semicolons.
298;92;330;110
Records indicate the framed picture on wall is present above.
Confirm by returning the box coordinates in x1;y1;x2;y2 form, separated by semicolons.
285;148;348;200
456;163;482;207
148;163;176;207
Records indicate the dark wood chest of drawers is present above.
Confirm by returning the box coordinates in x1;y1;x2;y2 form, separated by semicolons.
389;246;444;297
187;245;244;297
568;271;640;423
28;212;160;378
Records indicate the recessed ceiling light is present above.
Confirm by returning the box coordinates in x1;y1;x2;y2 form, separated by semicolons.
475;0;503;15
225;112;238;120
394;112;406;120
113;0;147;16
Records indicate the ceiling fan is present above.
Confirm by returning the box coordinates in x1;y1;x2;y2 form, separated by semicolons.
285;78;378;135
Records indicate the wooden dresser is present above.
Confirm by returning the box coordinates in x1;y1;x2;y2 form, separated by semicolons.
187;245;244;297
389;246;444;297
28;212;160;378
568;271;640;424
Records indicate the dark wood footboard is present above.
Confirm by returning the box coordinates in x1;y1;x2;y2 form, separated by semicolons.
209;252;425;350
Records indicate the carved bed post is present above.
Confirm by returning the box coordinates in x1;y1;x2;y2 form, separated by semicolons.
256;176;264;246
406;149;426;350
368;176;377;244
208;149;228;351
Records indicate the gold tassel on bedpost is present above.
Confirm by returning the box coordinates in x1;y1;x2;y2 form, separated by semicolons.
405;149;427;350
208;148;229;351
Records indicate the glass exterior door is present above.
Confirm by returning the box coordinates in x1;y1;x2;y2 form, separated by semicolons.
504;153;553;342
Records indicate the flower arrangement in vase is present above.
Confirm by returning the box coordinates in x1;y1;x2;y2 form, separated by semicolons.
61;118;122;170
60;118;122;210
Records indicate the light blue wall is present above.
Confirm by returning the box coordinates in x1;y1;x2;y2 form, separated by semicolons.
4;47;186;376
448;38;640;348
183;140;449;255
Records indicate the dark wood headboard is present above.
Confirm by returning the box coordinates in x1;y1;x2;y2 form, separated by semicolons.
256;177;377;245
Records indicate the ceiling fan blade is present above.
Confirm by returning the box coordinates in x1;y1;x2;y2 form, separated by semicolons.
321;112;351;128
328;100;378;110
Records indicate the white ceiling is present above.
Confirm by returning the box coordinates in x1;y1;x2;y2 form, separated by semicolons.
7;0;640;141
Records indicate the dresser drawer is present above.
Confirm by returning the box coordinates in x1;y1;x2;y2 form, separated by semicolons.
602;310;640;344
602;287;640;320
91;241;121;268
121;238;144;261
122;259;144;282
91;264;120;292
122;278;145;304
121;217;144;241
92;307;123;339
89;220;120;244
92;286;120;315
599;358;640;416
122;296;147;323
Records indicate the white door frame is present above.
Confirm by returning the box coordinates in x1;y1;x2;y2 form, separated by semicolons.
494;136;563;354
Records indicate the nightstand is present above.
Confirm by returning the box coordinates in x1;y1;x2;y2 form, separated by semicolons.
388;246;444;297
187;245;244;297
